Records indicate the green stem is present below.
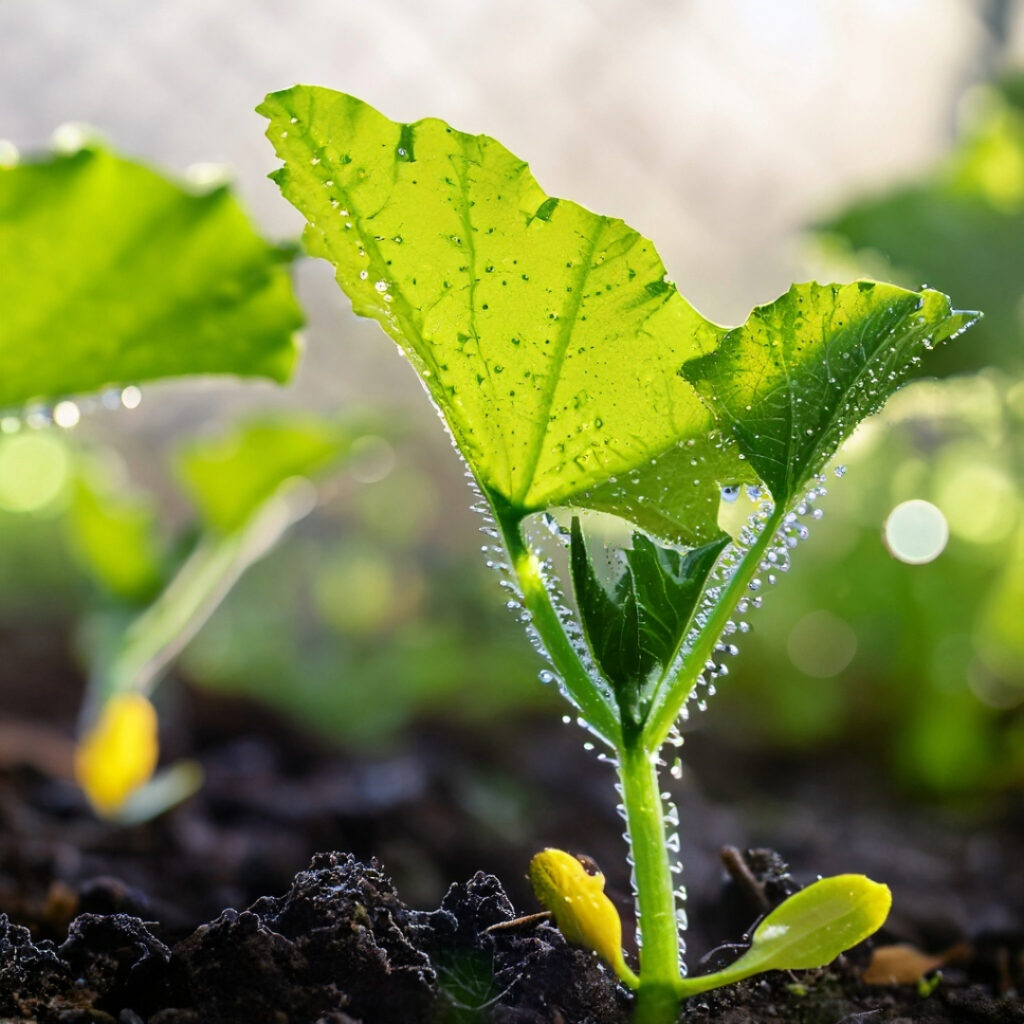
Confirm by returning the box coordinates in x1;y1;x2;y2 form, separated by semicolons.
618;741;682;1024
497;504;621;747
645;508;784;749
87;478;314;713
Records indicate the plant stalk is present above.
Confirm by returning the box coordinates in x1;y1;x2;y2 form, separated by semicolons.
618;741;683;1024
84;479;314;718
496;505;621;747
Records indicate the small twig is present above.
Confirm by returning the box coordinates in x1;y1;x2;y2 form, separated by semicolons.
482;911;551;935
720;846;771;914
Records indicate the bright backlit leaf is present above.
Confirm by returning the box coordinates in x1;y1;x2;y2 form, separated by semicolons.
259;87;742;546
683;283;978;505
679;874;892;996
0;145;303;409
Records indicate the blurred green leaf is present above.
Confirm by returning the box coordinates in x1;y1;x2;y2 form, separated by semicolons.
68;461;165;603
819;85;1023;375
176;417;352;533
0;145;303;408
710;373;1024;793
684;283;977;505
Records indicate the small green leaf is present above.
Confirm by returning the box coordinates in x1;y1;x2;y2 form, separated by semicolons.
0;145;303;409
571;517;727;726
683;282;979;506
176;417;352;533
68;461;166;604
570;517;642;715
624;531;728;673
259;87;744;545
678;874;892;997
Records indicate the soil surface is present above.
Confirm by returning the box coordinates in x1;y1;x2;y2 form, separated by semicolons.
1;621;1022;1022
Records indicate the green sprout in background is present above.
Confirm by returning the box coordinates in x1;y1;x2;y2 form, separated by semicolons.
73;414;354;821
260;87;980;1022
0;138;340;819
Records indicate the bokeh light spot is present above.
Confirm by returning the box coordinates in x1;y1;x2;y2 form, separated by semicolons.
0;433;71;513
787;610;858;678
935;461;1016;544
884;499;948;564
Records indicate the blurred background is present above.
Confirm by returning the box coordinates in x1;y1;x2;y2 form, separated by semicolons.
1;0;1023;947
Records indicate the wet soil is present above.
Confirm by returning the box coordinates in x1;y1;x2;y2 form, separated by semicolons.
1;622;1022;1022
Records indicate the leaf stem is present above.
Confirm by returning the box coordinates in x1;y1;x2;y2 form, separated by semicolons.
645;508;785;749
84;479;314;717
618;741;684;1024
495;503;621;747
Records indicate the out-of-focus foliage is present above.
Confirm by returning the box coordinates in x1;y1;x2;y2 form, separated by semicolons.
179;525;550;748
711;373;1024;793
79;416;354;702
752;72;1024;796
176;418;351;534
818;75;1024;377
0;143;302;408
69;458;167;604
0;419;549;749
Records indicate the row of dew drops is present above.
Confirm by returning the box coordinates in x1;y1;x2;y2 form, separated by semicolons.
1;386;143;436
468;459;847;973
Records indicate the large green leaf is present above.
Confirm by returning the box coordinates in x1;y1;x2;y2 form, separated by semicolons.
259;87;742;546
683;282;978;506
571;517;727;727
0;145;303;409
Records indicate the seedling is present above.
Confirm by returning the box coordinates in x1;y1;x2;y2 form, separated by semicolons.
0;141;317;819
259;88;978;1022
73;415;354;820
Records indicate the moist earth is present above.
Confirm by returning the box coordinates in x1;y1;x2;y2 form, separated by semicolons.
0;624;1021;1022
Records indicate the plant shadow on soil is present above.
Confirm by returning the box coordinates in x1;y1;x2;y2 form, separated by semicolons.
0;622;1021;1023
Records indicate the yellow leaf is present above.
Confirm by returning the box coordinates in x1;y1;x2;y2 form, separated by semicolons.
529;847;639;989
74;694;159;817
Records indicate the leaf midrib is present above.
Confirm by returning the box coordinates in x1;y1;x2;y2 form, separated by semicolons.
513;217;606;508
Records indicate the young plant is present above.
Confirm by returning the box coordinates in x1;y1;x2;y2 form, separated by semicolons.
0;139;309;818
74;415;354;820
259;88;979;1023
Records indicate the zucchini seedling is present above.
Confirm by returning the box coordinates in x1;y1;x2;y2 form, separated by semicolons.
259;88;979;1024
0;140;308;820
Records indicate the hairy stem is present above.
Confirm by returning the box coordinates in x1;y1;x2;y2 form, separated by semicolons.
496;504;621;747
618;741;682;1024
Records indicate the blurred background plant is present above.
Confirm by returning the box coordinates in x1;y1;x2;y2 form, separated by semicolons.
708;70;1024;796
1;0;1022;809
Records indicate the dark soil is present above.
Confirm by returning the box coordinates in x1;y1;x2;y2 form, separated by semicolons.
1;621;1023;1022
